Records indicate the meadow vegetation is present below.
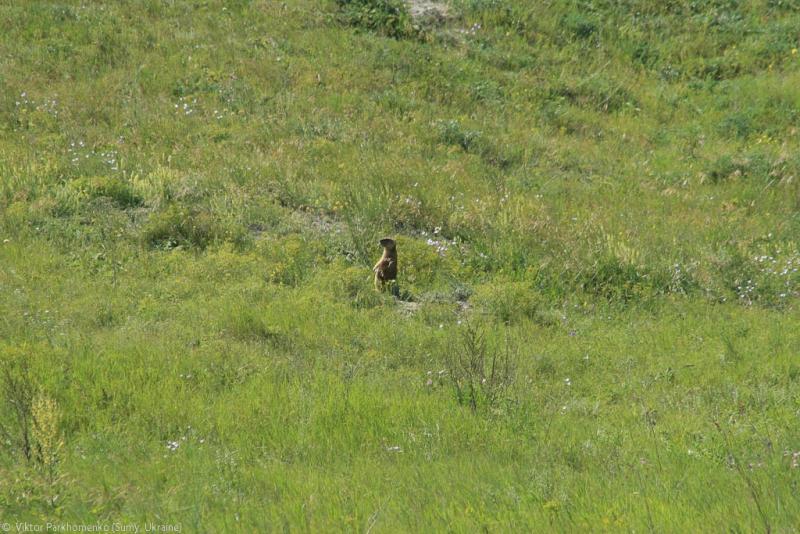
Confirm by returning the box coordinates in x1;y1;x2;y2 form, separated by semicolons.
1;0;799;530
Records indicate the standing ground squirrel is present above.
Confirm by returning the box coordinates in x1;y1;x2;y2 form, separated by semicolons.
373;238;397;292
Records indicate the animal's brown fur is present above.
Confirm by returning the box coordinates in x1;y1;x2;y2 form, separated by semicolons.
373;238;397;291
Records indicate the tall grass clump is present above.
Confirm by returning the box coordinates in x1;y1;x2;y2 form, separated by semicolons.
142;205;245;250
336;0;414;38
0;345;36;462
446;322;517;413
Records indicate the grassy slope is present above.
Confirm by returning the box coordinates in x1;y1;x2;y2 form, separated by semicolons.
1;0;799;530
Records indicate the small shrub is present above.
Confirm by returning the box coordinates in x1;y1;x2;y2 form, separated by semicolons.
336;0;414;38
31;394;64;506
446;322;516;413
0;345;65;509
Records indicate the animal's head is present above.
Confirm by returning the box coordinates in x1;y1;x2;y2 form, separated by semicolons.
379;237;396;250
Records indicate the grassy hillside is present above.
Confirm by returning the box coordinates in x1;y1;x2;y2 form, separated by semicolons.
1;0;799;530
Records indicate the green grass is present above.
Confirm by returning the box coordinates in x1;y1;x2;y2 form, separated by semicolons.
1;0;799;531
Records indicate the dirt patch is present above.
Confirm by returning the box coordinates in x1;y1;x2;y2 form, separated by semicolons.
405;0;450;25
